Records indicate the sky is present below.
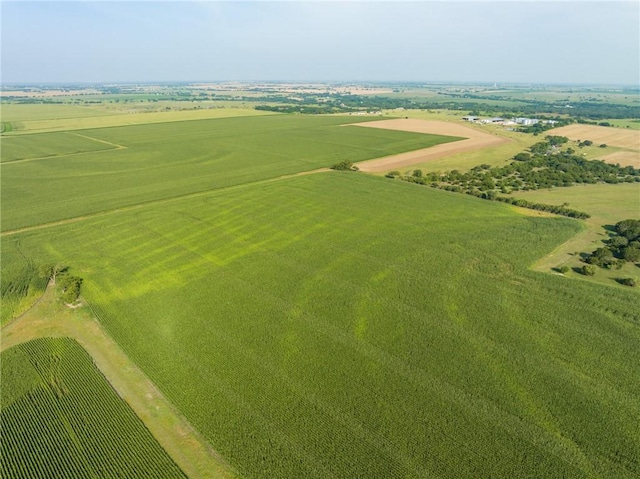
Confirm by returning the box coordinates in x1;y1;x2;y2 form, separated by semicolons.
2;1;639;85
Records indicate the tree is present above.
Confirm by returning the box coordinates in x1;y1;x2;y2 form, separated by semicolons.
581;265;596;276
615;219;640;241
38;263;67;284
545;135;569;146
623;246;640;263
513;152;531;162
619;277;636;287
58;274;83;304
330;160;358;171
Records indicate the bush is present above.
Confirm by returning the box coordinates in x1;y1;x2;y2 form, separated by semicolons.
619;277;636;287
58;274;83;304
330;160;358;171
581;265;597;276
556;265;570;274
385;170;401;179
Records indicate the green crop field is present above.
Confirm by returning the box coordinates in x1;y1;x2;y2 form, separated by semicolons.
1;131;116;163
1;337;186;478
3;172;639;478
0;115;460;232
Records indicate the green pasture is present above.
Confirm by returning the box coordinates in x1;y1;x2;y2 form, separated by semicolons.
511;183;640;284
0;115;460;232
3;173;638;478
603;119;640;130
1;337;186;478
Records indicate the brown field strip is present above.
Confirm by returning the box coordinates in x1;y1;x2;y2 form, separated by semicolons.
351;119;510;172
597;150;639;167
548;124;640;150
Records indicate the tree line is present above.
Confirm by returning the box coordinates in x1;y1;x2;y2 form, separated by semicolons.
389;136;640;219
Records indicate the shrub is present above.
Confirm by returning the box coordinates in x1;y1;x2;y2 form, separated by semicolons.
581;265;597;276
330;160;358;171
556;265;570;274
619;277;636;287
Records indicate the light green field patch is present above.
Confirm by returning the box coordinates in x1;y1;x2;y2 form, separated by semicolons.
603;119;640;130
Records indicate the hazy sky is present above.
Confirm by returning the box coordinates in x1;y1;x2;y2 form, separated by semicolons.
2;1;639;85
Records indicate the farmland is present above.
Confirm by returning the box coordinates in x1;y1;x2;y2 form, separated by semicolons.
1;89;639;479
1;337;186;478
548;124;640;150
1;115;460;232
352;119;508;172
511;182;640;283
2;169;639;477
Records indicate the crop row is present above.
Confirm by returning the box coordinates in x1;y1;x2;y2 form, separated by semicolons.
3;171;639;477
68;174;639;478
0;338;186;478
1;114;456;232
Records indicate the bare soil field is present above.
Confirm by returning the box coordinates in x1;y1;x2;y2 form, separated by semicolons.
352;119;510;172
597;150;639;167
548;124;640;150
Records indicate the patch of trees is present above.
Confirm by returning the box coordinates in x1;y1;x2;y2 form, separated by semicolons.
586;220;640;268
58;274;83;304
330;160;359;171
438;92;640;119
579;220;640;286
516;120;573;135
393;137;640;219
39;264;83;304
255;104;356;114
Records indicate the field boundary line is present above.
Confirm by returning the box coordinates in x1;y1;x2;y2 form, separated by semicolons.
1;131;128;165
0;168;330;237
65;131;128;149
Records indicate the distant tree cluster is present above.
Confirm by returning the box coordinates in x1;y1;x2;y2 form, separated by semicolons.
394;136;639;219
393;136;640;219
586;220;640;268
516;121;572;135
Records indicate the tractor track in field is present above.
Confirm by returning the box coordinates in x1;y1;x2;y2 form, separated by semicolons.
1;168;330;237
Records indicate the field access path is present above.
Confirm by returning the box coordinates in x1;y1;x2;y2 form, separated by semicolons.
0;283;238;479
